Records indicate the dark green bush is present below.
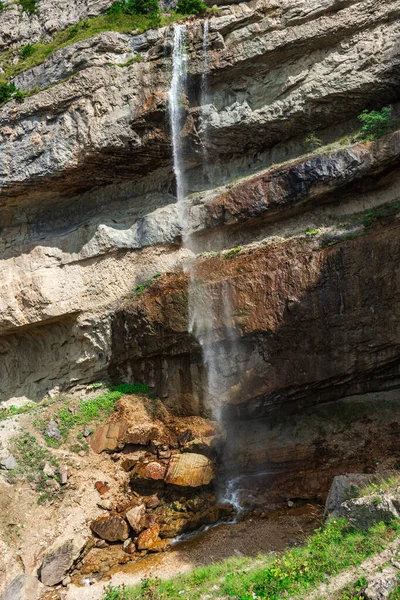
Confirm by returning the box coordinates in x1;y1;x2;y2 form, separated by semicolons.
176;0;206;15
106;0;159;15
0;2;6;12
20;0;39;14
21;43;36;58
358;106;393;141
0;82;24;105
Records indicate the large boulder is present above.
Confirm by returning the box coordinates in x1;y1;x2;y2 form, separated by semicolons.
40;536;86;586
338;495;400;529
165;453;215;487
125;504;146;533
90;516;129;542
0;574;42;600
325;473;399;517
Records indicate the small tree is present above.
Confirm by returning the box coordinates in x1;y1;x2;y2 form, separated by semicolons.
358;106;393;141
176;0;207;15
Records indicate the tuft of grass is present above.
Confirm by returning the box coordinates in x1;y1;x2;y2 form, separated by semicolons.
305;227;319;237
224;246;242;259
8;432;62;504
132;273;162;297
43;383;150;442
0;402;36;421
0;81;25;106
116;53;143;66
102;519;399;600
361;200;400;227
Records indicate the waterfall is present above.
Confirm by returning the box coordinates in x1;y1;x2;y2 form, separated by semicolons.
168;24;187;226
169;23;243;509
200;20;210;172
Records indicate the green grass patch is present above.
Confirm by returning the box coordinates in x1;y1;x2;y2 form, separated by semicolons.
116;54;143;66
8;432;62;504
43;382;150;442
360;200;400;227
102;519;399;600
0;12;183;87
0;401;36;421
224;246;242;259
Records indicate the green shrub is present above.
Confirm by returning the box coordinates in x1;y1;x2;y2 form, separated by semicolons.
0;2;5;11
358;106;393;141
106;0;159;15
176;0;206;15
19;0;39;14
21;43;36;58
0;82;24;105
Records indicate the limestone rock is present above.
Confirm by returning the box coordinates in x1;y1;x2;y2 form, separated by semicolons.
364;567;399;600
165;454;215;487
126;504;146;533
0;574;42;600
146;495;160;509
57;466;68;485
90;516;129;542
338;495;400;530
45;421;61;443
40;536;86;586
0;455;18;470
137;524;160;550
325;473;398;517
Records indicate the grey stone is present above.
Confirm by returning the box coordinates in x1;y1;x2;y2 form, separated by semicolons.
0;454;18;470
0;574;41;600
338;495;400;530
45;421;61;442
324;473;398;517
40;536;86;586
364;567;399;600
57;466;68;485
43;462;55;478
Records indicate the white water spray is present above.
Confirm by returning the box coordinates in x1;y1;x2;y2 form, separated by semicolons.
169;23;246;514
168;24;187;226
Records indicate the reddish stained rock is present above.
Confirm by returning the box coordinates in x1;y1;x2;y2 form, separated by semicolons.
125;504;146;533
165;453;215;487
137;524;160;550
90;516;129;542
90;421;128;454
149;539;170;553
134;461;167;481
95;481;110;495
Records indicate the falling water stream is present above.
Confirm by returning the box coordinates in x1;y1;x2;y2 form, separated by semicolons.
168;22;250;517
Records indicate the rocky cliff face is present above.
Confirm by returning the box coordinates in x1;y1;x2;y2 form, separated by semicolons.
0;0;399;501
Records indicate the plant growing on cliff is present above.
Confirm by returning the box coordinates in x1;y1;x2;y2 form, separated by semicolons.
107;0;160;16
21;43;36;58
0;82;24;105
358;106;393;141
176;0;207;15
0;2;5;11
19;0;39;15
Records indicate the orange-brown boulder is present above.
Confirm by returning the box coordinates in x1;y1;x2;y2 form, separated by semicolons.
137;524;160;550
165;453;215;487
90;516;129;542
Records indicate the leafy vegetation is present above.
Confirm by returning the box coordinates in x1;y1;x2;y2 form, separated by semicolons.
305;227;319;237
8;433;62;504
337;577;368;600
358;106;393;141
0;1;5;11
21;43;36;58
42;382;150;443
0;82;24;106
224;246;242;259
19;0;39;14
132;273;161;297
102;519;399;600
305;131;323;150
107;0;160;15
176;0;207;16
0;401;36;421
